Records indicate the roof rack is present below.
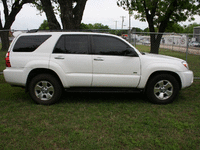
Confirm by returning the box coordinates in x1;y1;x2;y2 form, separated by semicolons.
27;29;39;33
26;29;115;33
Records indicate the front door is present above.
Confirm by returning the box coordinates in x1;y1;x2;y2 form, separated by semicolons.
92;35;141;87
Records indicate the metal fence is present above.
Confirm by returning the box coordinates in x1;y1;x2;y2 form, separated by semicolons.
1;29;200;57
128;32;200;56
86;29;200;61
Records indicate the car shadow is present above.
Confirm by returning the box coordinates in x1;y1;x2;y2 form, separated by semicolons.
60;91;148;104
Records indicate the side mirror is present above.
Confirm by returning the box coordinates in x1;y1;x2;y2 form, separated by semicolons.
123;48;138;57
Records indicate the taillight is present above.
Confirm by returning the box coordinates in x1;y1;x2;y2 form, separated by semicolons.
5;52;11;67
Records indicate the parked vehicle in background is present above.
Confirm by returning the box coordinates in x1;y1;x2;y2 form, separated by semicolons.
142;40;151;45
3;31;193;105
189;41;200;47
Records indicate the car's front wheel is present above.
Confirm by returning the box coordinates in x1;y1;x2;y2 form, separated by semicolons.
29;74;63;105
146;74;180;104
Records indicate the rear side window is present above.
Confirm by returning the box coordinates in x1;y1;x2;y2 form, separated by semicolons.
53;35;89;54
13;35;51;52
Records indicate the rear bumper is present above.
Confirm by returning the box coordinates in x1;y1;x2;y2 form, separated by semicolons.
3;68;27;87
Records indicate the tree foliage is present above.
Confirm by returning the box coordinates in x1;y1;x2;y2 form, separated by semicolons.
165;23;184;33
80;23;110;30
117;0;200;54
39;20;49;30
0;0;34;51
39;22;110;30
184;23;200;33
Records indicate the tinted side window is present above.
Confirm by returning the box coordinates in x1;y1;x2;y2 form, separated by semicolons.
93;36;129;55
53;35;89;54
53;36;65;53
13;35;51;52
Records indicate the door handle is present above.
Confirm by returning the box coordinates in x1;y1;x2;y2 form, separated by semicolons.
94;58;104;61
54;56;65;60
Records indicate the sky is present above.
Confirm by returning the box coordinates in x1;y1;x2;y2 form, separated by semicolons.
1;0;200;30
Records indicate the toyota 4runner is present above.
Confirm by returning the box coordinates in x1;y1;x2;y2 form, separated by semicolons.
3;31;193;105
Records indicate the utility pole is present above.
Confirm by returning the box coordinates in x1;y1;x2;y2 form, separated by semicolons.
128;11;133;43
114;21;118;29
120;16;126;29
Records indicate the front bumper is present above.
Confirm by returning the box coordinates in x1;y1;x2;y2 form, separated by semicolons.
179;70;193;89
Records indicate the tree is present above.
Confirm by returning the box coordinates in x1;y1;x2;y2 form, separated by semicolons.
39;20;49;30
39;0;61;29
117;0;200;54
0;0;34;51
165;23;184;33
35;0;88;30
59;0;87;29
92;23;110;29
80;23;110;30
183;23;200;33
133;27;143;33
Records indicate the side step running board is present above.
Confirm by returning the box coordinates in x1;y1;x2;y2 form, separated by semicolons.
65;87;143;93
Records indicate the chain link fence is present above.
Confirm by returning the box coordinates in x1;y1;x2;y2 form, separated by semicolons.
84;29;200;62
129;32;200;58
1;29;200;57
87;29;200;57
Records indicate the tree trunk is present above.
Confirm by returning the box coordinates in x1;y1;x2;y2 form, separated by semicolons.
148;20;165;54
58;0;75;29
0;31;10;51
0;0;34;51
150;33;163;54
58;0;87;29
143;0;176;54
40;0;61;30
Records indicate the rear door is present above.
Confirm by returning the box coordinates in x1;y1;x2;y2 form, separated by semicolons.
50;35;93;87
91;35;141;87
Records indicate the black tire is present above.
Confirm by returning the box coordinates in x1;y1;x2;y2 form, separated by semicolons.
146;74;180;104
29;74;63;105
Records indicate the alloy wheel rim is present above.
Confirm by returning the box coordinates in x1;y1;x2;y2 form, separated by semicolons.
154;80;173;100
34;81;54;101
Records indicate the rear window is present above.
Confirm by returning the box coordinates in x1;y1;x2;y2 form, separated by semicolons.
13;35;51;52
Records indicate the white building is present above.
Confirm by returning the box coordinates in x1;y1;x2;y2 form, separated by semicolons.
161;35;187;47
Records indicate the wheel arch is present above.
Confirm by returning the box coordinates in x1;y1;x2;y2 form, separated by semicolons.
145;71;182;91
25;68;63;92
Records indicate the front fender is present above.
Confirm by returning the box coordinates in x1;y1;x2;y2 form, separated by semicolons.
137;62;183;89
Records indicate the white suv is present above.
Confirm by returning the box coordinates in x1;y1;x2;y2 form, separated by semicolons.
3;31;193;105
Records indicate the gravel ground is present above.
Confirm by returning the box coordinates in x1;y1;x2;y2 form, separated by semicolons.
160;44;200;55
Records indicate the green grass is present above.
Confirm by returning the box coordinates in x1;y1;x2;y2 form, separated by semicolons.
0;51;6;72
0;74;200;149
0;47;200;149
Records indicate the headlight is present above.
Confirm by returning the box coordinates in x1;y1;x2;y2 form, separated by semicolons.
182;61;189;69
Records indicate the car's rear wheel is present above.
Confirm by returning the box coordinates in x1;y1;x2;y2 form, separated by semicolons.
146;74;180;104
29;74;63;105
